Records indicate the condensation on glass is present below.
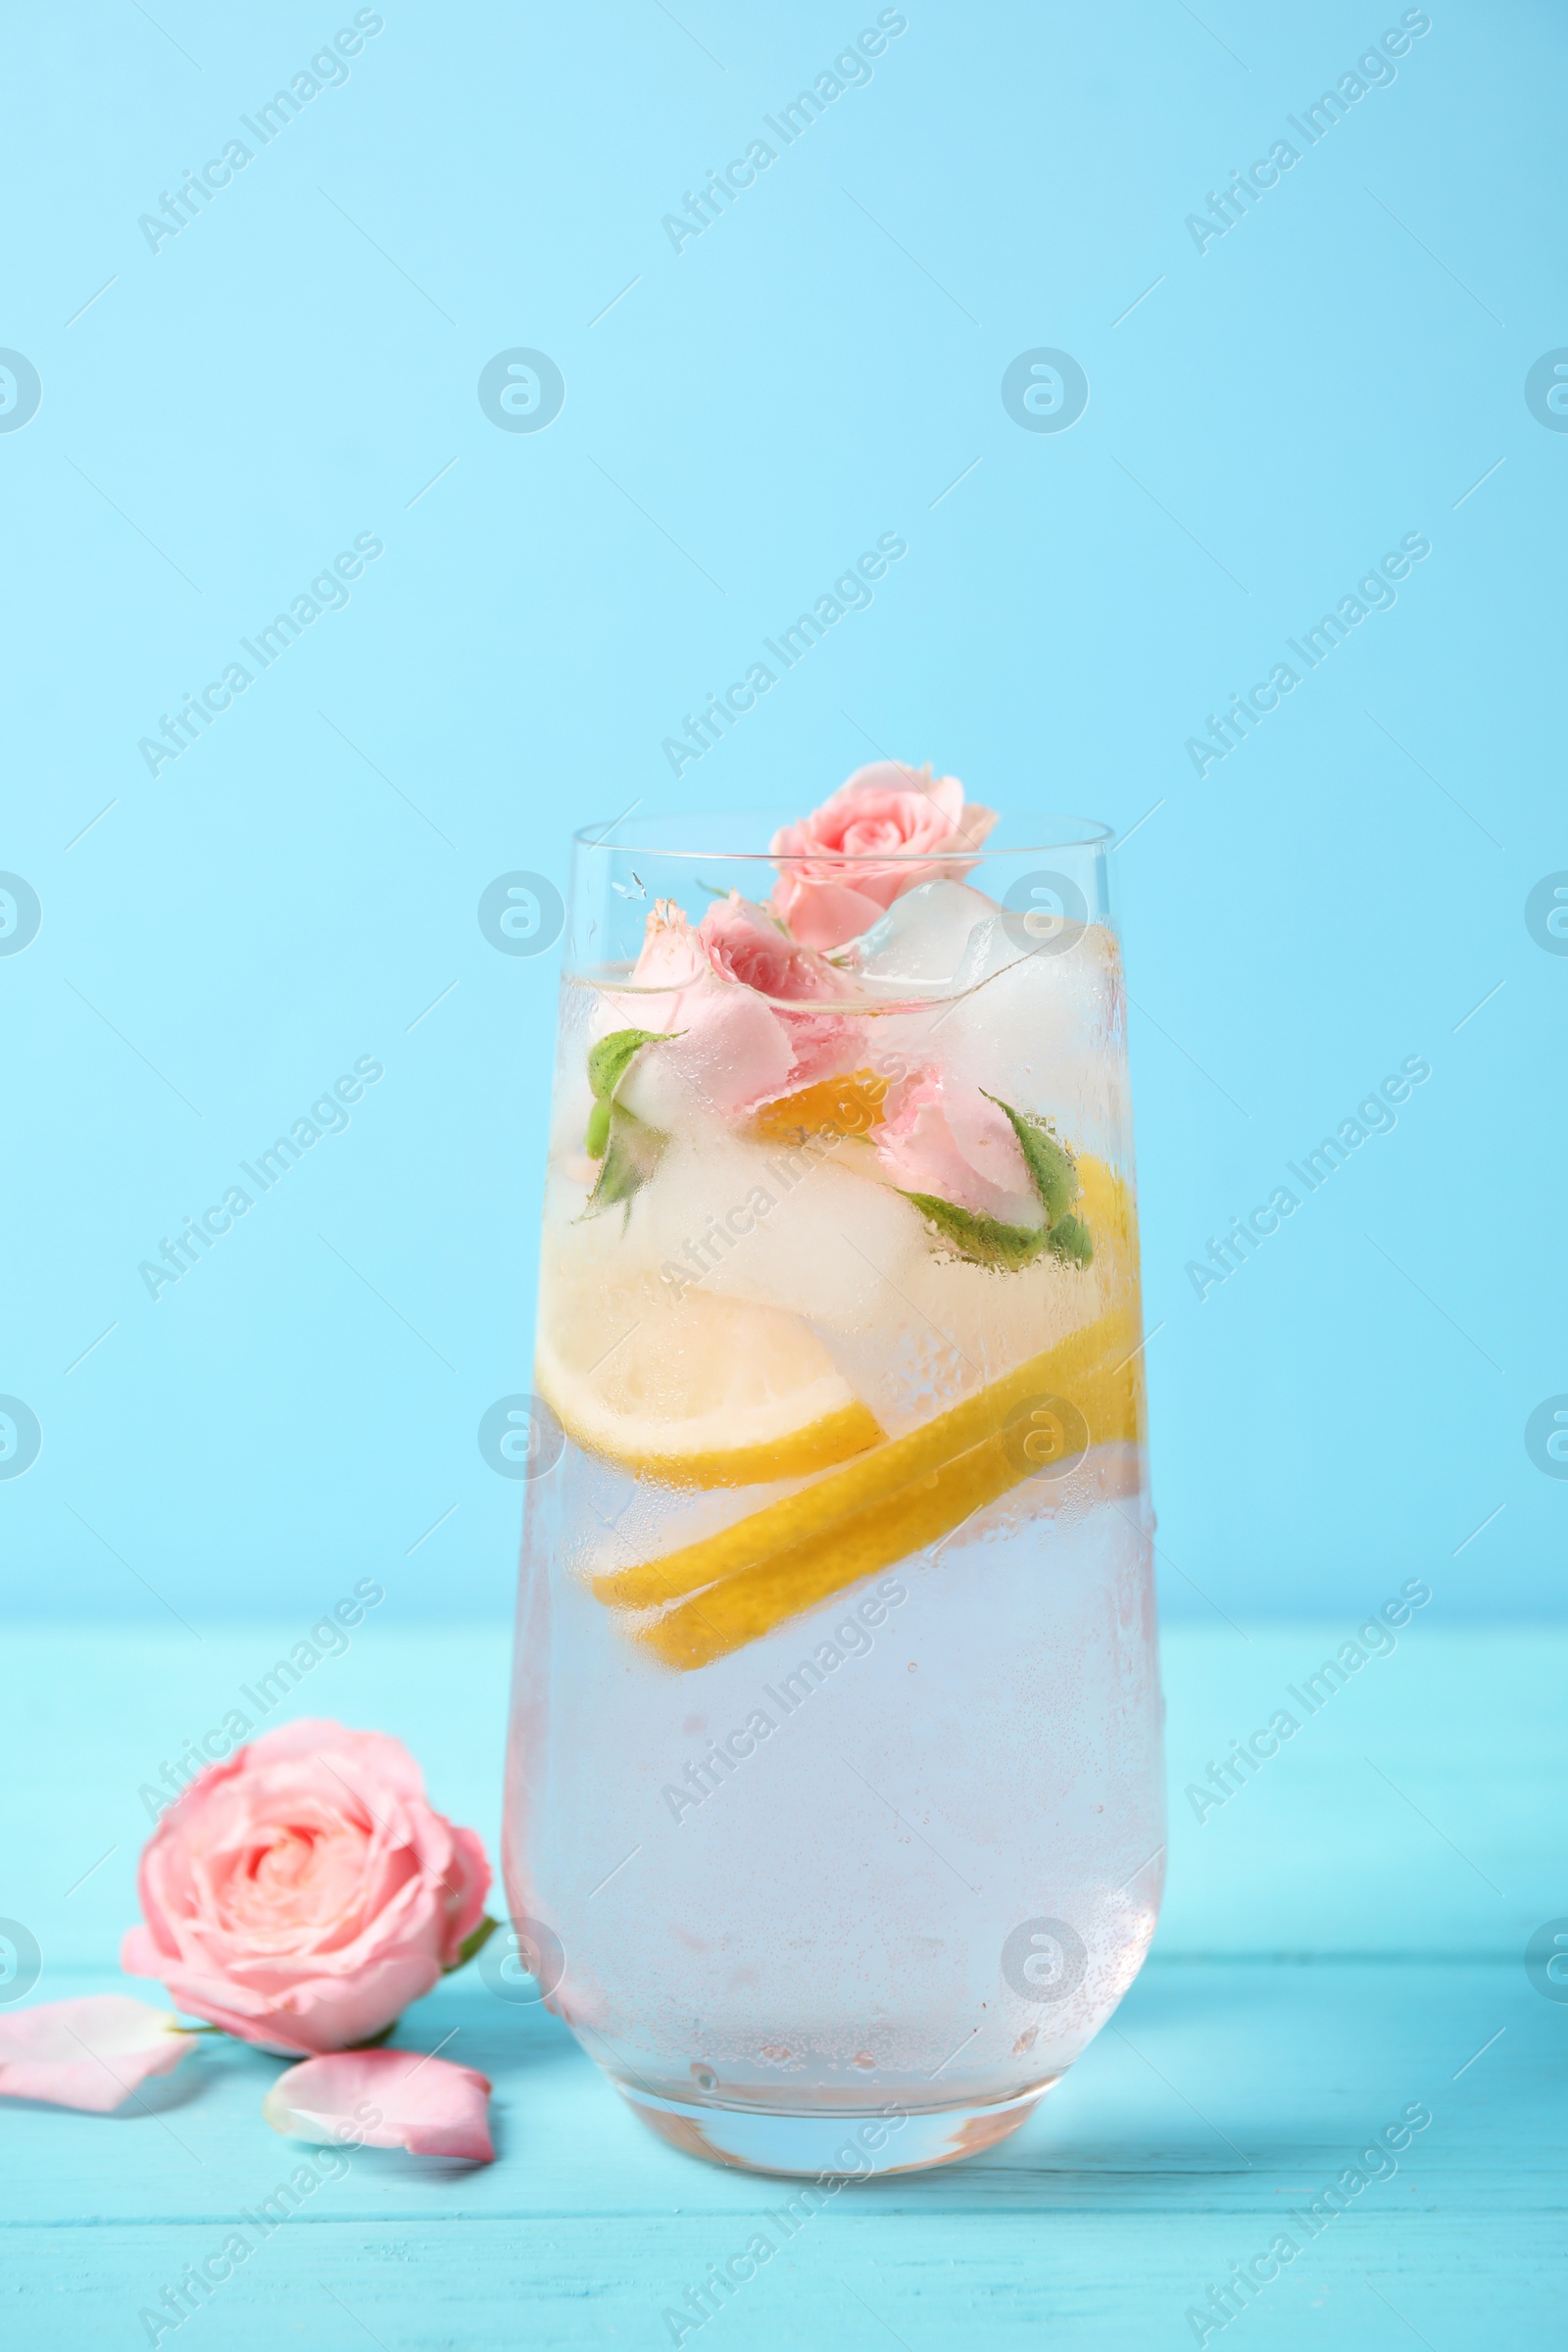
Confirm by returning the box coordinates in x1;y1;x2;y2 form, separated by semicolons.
502;812;1164;2177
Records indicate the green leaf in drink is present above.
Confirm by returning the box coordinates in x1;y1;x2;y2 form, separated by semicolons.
901;1094;1094;1272
1046;1213;1093;1268
584;1026;680;1158
984;1092;1078;1225
588;1027;668;1103
581;1106;668;1222
899;1192;1054;1272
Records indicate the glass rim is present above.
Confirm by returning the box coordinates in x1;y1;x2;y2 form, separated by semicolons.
572;810;1115;860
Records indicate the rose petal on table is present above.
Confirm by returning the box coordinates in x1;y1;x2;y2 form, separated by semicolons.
263;2047;495;2162
0;1995;193;2113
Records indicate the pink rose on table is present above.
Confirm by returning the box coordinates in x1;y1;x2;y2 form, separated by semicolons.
122;1720;491;2057
872;1068;1038;1226
616;896;862;1116
771;762;998;949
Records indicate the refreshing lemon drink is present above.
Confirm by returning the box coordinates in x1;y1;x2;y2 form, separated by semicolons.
503;774;1164;2176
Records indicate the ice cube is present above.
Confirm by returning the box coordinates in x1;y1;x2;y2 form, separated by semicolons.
950;902;1097;991
934;922;1125;1157
621;1127;922;1340
950;910;1021;989
814;1231;1125;1438
853;880;1000;990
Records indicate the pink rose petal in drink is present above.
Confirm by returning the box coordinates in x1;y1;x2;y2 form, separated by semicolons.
696;894;846;1003
873;1068;1037;1226
614;897;863;1116
772;762;998;949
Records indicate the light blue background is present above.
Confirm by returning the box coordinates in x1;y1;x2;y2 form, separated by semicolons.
3;0;1562;1627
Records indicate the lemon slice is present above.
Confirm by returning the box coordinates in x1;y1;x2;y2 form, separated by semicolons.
536;1265;884;1489
589;1156;1145;1667
593;1301;1143;1666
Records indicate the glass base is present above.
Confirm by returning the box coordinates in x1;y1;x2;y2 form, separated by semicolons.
615;2079;1057;2177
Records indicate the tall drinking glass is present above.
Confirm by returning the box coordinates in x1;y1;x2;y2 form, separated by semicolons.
502;807;1163;2176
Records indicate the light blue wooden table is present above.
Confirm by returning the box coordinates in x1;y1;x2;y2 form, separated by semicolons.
3;1622;1563;2347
